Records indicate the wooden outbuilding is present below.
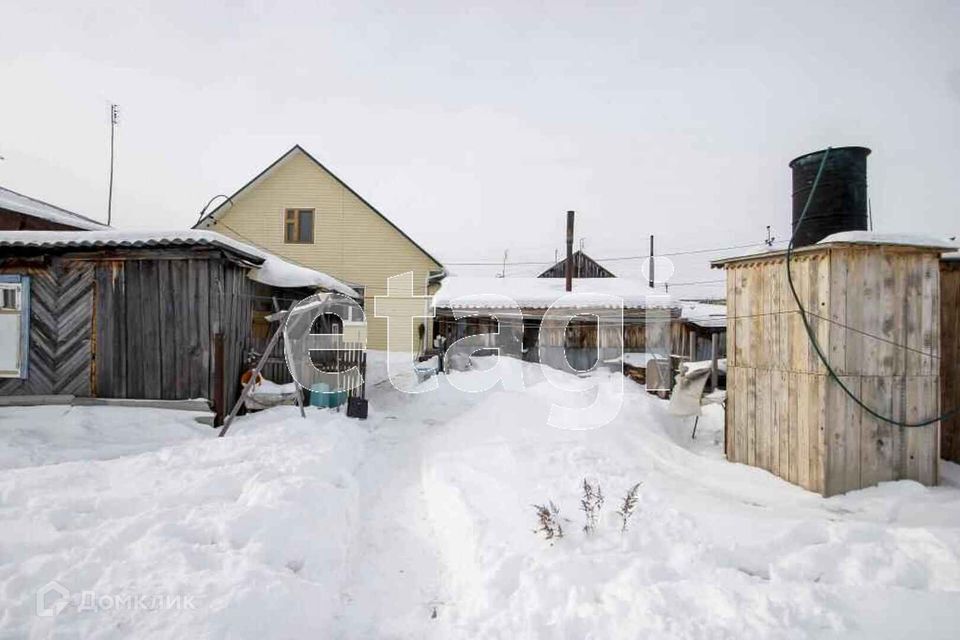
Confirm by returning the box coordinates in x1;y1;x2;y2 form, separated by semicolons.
432;277;678;372
712;232;955;496
0;230;358;418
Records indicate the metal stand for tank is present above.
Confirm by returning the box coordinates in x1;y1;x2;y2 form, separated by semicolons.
218;312;305;438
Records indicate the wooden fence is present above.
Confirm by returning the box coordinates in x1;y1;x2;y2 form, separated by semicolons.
253;336;367;400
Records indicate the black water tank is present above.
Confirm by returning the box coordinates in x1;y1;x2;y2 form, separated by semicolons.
789;146;871;247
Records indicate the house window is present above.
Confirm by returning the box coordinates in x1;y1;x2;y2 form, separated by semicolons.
0;276;30;378
284;208;315;243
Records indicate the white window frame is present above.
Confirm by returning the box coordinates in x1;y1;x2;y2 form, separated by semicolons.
0;275;30;379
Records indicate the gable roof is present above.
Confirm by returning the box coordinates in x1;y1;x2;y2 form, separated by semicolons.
193;144;444;269
0;185;109;230
538;250;616;278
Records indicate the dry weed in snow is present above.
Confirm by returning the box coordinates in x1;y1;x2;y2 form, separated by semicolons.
616;482;642;532
533;501;563;541
580;477;604;535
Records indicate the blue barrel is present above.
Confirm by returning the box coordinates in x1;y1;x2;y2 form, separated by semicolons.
310;383;347;408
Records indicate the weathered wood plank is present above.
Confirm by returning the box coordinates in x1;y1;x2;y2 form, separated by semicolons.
140;260;161;399
796;371;811;490
158;261;178;399
904;254;925;377
750;263;764;369
942;262;960;463
920;255;939;377
172;259;189;399
209;261;223;402
773;369;788;478
844;250;864;377
860;376;899;486
124;260;145;398
810;255;830;375
185;260;200;398
878;250;900;377
746;367;757;467
755;368;771;471
828;249;847;375
861;250;882;376
788;371;800;486
812;374;826;494
733;366;746;463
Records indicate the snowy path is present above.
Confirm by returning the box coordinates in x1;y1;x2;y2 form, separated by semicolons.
333;416;447;637
331;371;492;638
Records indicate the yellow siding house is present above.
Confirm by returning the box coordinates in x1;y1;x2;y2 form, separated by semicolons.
195;145;444;351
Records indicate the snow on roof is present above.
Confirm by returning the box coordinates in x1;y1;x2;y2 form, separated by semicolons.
0;185;109;230
247;256;358;297
0;230;358;297
713;231;957;268
817;231;958;251
680;301;727;328
433;277;673;309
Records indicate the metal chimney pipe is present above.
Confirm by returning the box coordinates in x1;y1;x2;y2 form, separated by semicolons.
565;210;575;292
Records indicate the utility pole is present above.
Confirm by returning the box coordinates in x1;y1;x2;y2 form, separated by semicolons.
500;249;508;278
648;235;655;288
107;104;119;226
565;211;575;292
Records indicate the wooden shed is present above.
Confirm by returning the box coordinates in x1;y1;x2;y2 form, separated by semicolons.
712;233;955;496
432;277;678;373
0;230;358;417
941;256;960;463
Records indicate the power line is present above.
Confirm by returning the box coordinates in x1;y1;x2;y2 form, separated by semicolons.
444;239;785;266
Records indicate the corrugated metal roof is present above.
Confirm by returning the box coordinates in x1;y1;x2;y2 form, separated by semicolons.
0;185;109;230
0;230;360;297
0;230;264;262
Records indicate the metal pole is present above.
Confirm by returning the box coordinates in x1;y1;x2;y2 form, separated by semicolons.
213;333;224;427
648;235;655;288
710;333;719;390
565;210;575;292
107;104;118;225
219;318;286;437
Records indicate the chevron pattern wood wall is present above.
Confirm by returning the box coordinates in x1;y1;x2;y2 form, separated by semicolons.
0;261;94;396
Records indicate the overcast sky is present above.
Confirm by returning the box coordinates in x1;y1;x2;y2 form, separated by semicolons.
1;1;958;296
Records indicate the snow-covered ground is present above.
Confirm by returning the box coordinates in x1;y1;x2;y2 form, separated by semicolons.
1;354;959;638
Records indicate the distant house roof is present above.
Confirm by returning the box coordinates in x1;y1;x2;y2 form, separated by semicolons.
0;230;359;297
193;144;444;270
433;277;672;310
538;250;616;278
0;185;109;231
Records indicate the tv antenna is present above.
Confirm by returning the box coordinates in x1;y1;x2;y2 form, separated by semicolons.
764;225;776;247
